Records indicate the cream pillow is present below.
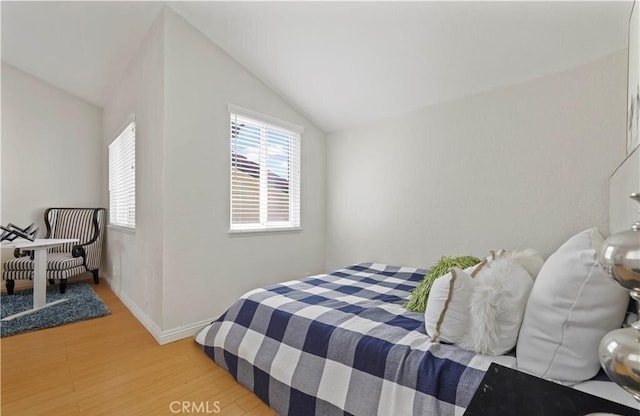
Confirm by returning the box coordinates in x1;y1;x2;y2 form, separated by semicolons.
509;249;545;279
424;261;487;343
516;228;629;383
459;258;533;355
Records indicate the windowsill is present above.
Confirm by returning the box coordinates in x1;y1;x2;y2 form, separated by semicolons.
228;227;302;236
107;224;136;235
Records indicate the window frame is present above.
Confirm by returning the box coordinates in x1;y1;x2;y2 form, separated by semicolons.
228;104;303;234
108;117;136;232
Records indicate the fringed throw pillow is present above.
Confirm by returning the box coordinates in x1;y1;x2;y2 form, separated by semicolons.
405;255;482;313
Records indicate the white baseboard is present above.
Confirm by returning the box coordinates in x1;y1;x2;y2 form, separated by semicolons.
102;274;214;345
157;318;213;345
102;274;163;343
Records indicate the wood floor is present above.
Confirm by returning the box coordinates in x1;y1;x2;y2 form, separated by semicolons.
0;277;275;416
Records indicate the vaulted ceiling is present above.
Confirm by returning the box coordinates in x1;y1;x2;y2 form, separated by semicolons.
2;1;633;133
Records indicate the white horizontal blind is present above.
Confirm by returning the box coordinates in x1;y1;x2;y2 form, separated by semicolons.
109;121;136;229
230;109;301;231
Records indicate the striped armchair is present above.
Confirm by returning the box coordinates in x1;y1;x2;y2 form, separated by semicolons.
3;208;106;295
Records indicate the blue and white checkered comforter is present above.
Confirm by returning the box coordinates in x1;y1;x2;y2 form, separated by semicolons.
195;263;518;416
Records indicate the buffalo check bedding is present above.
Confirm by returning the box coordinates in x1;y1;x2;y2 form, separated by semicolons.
195;263;524;415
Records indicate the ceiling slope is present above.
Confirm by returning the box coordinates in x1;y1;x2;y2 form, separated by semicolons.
2;1;632;132
2;1;163;108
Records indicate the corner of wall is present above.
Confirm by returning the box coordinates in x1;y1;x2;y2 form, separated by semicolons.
103;273;163;342
102;6;167;340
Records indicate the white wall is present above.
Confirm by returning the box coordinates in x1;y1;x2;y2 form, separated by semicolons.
101;12;165;330
326;50;627;270
161;10;326;331
100;8;326;341
609;148;640;234
1;63;103;232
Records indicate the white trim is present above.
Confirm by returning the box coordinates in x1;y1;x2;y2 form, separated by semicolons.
228;103;304;134
103;273;217;345
229;227;302;236
103;273;163;344
107;224;136;235
157;319;216;345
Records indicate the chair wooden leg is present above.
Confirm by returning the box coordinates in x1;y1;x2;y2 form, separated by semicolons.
92;269;100;285
59;280;67;294
6;279;15;295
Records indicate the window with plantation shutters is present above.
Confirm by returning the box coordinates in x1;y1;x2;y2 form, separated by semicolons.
108;120;136;229
229;105;302;232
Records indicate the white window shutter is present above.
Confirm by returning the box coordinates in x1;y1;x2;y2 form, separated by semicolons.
108;121;136;229
229;106;302;232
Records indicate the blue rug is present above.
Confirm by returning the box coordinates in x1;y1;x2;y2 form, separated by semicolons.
1;283;111;337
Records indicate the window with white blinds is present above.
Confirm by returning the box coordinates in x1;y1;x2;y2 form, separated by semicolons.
229;105;302;232
108;121;136;229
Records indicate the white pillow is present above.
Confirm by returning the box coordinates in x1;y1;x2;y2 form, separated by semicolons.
516;228;629;383
509;248;545;279
424;267;477;343
459;258;533;355
424;260;489;342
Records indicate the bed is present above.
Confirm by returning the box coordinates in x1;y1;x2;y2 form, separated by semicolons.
196;262;638;415
196;263;489;415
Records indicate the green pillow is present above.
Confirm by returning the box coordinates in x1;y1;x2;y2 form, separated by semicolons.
404;255;482;313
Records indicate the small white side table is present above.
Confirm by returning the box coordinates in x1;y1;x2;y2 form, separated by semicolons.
1;238;78;321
